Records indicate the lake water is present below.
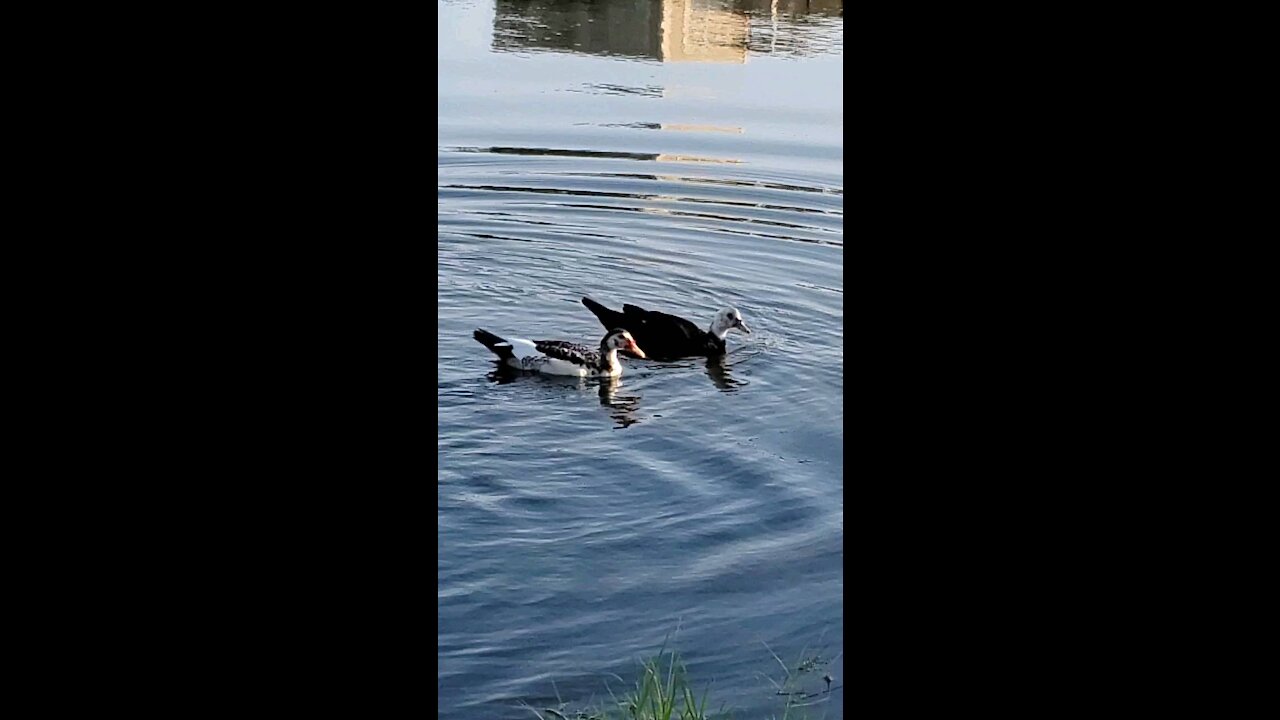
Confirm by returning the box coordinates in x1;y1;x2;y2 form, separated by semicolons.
438;1;843;717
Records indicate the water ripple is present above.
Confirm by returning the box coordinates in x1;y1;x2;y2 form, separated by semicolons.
440;1;842;715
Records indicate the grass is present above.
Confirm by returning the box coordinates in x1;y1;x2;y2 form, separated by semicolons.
756;638;843;717
517;633;841;720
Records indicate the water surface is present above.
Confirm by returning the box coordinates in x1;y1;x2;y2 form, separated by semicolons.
439;1;843;716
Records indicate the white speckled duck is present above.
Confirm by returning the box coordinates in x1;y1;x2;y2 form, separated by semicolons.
473;327;646;377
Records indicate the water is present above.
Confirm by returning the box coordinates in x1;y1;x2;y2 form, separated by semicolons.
438;1;843;716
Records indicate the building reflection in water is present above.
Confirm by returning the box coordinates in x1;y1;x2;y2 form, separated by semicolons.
493;0;841;63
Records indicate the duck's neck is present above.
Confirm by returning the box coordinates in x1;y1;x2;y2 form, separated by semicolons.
704;325;729;354
598;345;621;373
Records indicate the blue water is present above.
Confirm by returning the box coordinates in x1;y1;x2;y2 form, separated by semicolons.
439;1;843;716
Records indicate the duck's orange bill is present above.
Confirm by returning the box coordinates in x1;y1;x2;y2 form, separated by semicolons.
628;342;646;359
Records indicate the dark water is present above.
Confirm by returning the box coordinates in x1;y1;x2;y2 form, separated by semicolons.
438;1;843;717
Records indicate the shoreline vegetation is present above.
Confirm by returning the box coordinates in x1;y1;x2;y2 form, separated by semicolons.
517;635;843;720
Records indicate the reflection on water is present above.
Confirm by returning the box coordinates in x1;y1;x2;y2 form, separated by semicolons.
494;0;842;62
597;377;641;428
446;145;740;164
568;83;665;98
484;367;645;429
704;355;744;391
482;359;742;427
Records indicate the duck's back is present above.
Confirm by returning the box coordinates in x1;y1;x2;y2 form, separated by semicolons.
621;304;716;359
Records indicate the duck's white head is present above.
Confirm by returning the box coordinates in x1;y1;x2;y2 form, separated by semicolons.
603;328;646;358
710;307;751;339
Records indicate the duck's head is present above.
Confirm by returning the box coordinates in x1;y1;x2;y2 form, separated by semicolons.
603;328;646;358
711;307;751;338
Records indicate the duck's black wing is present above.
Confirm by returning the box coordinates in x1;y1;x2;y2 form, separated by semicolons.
622;304;704;341
533;339;597;367
619;304;717;359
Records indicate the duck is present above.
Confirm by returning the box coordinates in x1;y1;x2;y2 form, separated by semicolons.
473;327;646;377
580;297;750;360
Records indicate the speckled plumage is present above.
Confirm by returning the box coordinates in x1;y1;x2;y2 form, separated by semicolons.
474;328;645;377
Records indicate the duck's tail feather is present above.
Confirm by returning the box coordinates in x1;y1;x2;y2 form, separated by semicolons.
581;296;621;328
474;328;515;360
